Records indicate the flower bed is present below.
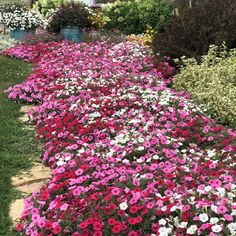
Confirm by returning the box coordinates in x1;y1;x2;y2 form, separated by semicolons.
3;40;236;236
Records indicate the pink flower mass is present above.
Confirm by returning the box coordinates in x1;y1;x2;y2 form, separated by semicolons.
2;39;236;235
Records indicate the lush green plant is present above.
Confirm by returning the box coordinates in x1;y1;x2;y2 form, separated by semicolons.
33;0;65;16
47;2;92;33
0;34;16;52
173;44;236;128
153;0;236;62
101;0;173;34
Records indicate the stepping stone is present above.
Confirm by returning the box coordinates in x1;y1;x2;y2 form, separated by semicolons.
19;105;34;123
9;199;24;224
10;162;51;225
11;162;51;188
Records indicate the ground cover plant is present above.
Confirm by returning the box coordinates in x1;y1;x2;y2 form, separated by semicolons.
2;38;236;236
173;44;236;129
0;55;38;236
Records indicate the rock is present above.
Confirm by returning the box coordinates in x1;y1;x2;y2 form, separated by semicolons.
9;199;25;224
11;162;51;188
19;105;34;123
10;162;51;224
19;105;34;114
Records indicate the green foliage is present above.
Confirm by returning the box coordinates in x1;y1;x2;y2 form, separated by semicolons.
173;44;236;128
101;0;173;34
153;0;236;62
0;34;16;52
47;1;92;33
33;0;65;16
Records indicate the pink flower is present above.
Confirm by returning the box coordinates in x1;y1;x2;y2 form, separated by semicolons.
111;187;121;196
223;214;233;221
145;173;154;179
217;205;228;214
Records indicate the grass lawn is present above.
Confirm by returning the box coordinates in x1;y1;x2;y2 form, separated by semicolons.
0;56;38;235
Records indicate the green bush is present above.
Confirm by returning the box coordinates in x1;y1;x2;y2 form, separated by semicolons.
101;0;173;34
0;34;16;52
173;44;236;128
33;0;65;16
152;0;236;62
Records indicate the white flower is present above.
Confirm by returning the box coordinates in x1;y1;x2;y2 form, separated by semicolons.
228;223;236;234
170;206;177;212
179;222;188;228
159;219;167;225
65;156;71;161
57;160;65;166
199;213;209;222
204;186;212;192
158;227;171;236
210;217;219;224
212;225;222;233
186;225;198;235
207;149;216;157
119;202;128;210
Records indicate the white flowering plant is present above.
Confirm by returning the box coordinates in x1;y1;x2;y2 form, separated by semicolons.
2;4;44;31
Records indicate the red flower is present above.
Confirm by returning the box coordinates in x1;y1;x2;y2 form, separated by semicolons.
112;224;121;234
53;225;62;235
136;216;142;223
128;217;137;225
41;189;49;200
108;218;117;225
79;221;88;229
128;231;138;236
93;222;103;231
130;205;138;214
118;210;125;216
93;231;102;236
16;223;23;232
45;221;52;230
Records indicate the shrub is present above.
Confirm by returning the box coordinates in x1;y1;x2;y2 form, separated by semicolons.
101;0;173;34
33;0;65;17
0;34;16;52
47;2;92;33
173;44;236;128
152;0;236;62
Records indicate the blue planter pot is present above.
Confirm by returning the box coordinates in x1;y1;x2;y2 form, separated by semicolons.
10;28;35;41
60;26;82;43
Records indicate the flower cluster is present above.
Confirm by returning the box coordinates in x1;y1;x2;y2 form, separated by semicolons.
3;40;236;236
2;4;44;30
